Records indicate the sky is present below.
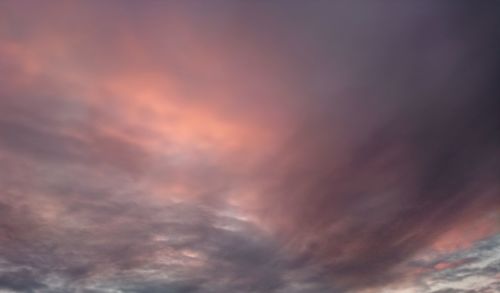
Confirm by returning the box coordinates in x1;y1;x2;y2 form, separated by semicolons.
0;1;499;292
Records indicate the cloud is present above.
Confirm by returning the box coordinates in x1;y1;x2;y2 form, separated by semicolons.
246;1;500;290
0;270;46;292
0;175;297;292
0;1;499;292
400;235;500;293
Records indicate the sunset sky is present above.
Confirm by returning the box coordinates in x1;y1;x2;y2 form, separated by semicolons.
0;1;499;292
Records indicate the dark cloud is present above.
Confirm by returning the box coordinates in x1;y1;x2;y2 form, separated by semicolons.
0;269;46;292
121;281;201;293
431;289;476;293
252;1;500;290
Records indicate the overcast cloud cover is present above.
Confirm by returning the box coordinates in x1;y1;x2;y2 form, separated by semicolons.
0;1;499;292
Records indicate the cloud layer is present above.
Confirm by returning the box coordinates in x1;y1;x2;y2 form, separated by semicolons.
0;1;499;292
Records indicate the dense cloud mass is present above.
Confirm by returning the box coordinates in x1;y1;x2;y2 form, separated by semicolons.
0;1;499;292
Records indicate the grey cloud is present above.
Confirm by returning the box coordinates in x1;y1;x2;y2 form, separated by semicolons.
0;269;46;292
0;115;149;174
0;166;310;292
405;235;500;292
431;289;476;293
